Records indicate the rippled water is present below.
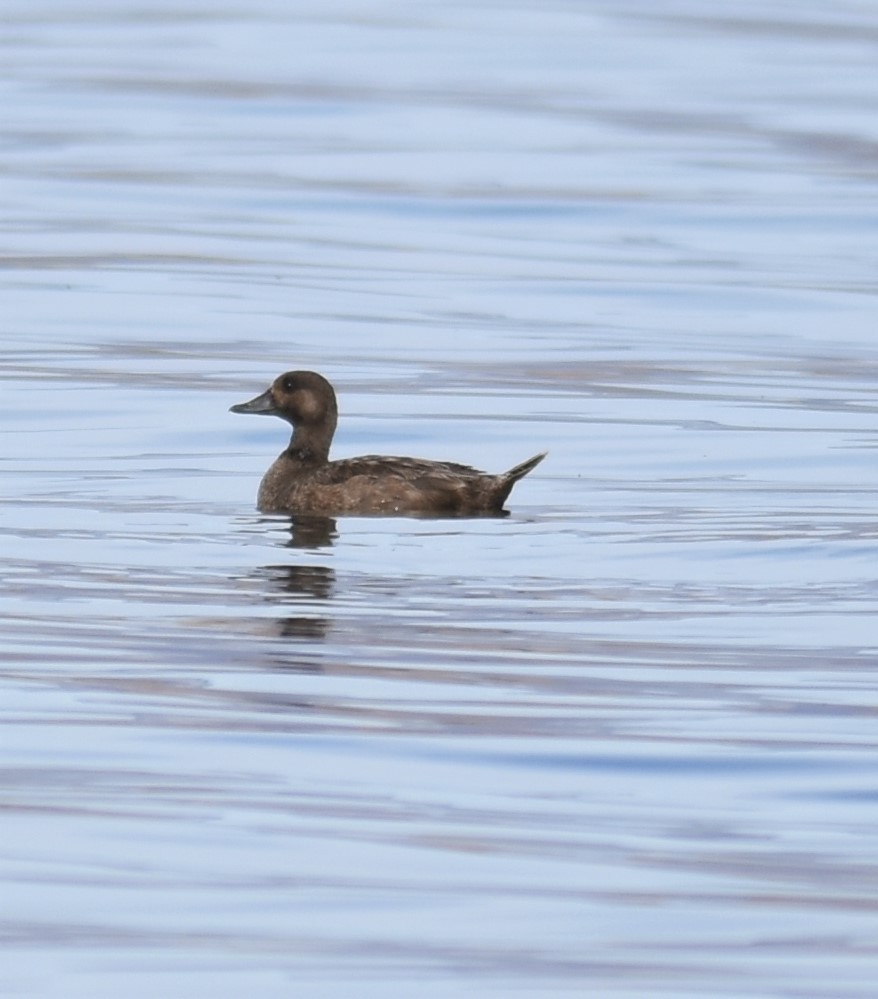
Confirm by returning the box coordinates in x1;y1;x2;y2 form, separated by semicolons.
4;2;878;996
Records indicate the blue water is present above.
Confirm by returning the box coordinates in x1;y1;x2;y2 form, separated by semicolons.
3;2;878;997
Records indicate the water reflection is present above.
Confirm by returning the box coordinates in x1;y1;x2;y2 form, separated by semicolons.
283;516;337;550
248;517;337;643
230;516;338;642
253;562;334;642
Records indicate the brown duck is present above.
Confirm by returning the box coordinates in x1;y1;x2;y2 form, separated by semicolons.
230;371;546;516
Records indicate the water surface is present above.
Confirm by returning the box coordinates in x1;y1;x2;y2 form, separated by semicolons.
3;2;878;997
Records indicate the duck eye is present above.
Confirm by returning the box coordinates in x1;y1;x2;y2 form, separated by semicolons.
282;377;297;392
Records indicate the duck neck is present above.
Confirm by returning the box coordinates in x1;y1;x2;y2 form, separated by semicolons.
286;423;333;465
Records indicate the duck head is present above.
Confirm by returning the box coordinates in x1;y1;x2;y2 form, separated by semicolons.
231;370;339;460
231;371;337;425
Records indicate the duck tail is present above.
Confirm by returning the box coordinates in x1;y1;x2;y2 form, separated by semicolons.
504;451;547;484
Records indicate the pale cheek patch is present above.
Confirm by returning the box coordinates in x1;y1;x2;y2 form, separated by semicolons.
294;390;321;421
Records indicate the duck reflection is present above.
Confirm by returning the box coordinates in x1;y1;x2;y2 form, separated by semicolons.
255;516;337;646
283;515;337;550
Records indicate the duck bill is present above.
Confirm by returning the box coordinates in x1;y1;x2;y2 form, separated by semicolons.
229;388;278;416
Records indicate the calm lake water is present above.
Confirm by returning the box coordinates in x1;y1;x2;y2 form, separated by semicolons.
3;1;878;996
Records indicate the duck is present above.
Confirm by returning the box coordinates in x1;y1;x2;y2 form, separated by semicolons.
230;370;546;516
